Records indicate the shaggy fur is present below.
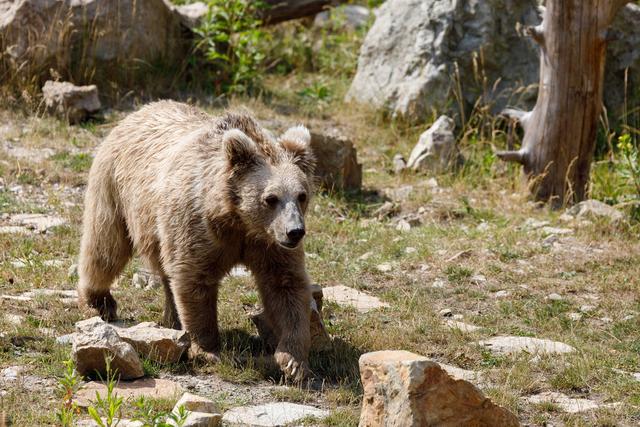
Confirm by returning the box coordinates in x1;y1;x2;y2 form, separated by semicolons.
77;100;316;380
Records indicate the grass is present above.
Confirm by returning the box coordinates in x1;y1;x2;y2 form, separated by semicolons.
0;8;639;426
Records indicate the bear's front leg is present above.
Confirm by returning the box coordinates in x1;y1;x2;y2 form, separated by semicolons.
170;270;221;364
249;251;312;381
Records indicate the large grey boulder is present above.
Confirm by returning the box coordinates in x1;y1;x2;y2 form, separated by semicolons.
347;0;640;122
0;0;190;85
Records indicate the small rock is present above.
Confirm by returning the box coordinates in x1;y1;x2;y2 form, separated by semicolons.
229;265;251;278
547;293;563;302
9;213;67;233
10;260;27;269
392;154;407;174
476;222;490;232
565;200;625;223
43;260;65;268
599;317;613;324
0;226;29;234
373;201;398;219
568;313;583;321
432;278;447;289
3;313;23;325
580;305;597;313
470;274;487;285
407;116;462;173
384;185;414;202
494;290;510;299
1;366;27;381
68;263;79;278
75;378;183;408
542;234;559;247
358;252;373;261
56;333;76;345
541;226;573;236
72;322;144;380
479;336;576;356
0;295;32;302
177;412;221;427
174;392;219;414
438;309;453;317
22;289;77;299
522;218;550;230
42;80;101;123
404;247;417;254
223;403;328;427
445;320;481;333
175;1;208;29
395;219;411;231
132;269;162;290
525;391;615;414
376;263;393;273
323;285;389;313
358;351;519;426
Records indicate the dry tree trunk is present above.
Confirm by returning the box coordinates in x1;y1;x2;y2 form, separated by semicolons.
497;0;633;207
261;0;345;25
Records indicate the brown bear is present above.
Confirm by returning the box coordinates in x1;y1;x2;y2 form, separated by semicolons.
77;100;316;381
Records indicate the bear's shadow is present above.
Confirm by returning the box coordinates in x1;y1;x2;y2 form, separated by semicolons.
215;329;363;388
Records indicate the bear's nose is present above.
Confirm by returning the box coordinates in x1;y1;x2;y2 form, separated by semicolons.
287;228;305;242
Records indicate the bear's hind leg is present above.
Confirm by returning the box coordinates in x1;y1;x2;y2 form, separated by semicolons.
77;188;132;321
162;276;182;330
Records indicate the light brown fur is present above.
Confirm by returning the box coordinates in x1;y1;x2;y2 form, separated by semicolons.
78;100;316;380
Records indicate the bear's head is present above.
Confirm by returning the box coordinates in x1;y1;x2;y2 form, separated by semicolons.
223;125;316;249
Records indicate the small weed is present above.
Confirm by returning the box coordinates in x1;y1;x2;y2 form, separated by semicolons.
87;358;124;427
55;359;82;427
445;265;473;284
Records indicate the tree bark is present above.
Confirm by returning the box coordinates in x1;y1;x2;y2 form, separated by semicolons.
261;0;345;25
497;0;632;207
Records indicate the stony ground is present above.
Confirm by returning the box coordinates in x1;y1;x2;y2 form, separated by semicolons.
0;86;639;426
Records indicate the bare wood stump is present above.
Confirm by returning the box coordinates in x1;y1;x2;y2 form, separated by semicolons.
498;0;633;207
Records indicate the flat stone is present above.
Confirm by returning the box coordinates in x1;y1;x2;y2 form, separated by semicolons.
174;392;218;413
445;320;481;333
9;213;67;233
10;260;26;268
0;295;32;302
222;402;329;426
479;336;576;356
438;309;453;317
494;290;510;299
525;392;614;413
541;227;573;236
56;333;76;345
43;260;65;267
376;263;393;272
523;218;550;230
3;313;23;325
580;305;597;313
438;363;483;383
0;226;29;234
565;200;625;223
75;378;183;408
22;289;77;299
568;313;583;321
358;351;519;426
115;322;190;364
470;274;487;285
229;265;251;278
322;285;389;313
547;293;563;302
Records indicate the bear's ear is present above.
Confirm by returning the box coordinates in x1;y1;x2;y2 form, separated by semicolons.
279;125;316;176
223;129;258;168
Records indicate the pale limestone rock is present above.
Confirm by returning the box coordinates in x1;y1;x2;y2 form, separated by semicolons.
565;200;624;223
222;402;329;426
525;391;617;414
174;392;218;413
42;81;101;123
358;350;519;427
478;336;575;356
115;322;189;364
323;285;389;313
75;378;183;408
445;320;481;333
72;322;144;380
407;116;462;173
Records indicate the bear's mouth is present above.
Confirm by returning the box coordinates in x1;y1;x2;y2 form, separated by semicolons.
278;240;301;249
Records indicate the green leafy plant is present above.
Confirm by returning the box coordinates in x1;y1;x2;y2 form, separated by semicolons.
56;359;82;427
87;357;124;427
133;397;189;427
194;0;266;94
617;133;640;199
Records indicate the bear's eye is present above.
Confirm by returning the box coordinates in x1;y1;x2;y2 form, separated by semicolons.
265;195;279;207
298;193;307;203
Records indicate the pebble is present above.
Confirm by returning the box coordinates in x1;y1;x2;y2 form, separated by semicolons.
376;263;393;273
494;290;510;298
547;293;563;302
438;309;453;317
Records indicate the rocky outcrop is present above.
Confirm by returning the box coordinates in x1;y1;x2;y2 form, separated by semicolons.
347;0;640;122
359;350;520;427
42;81;101;123
0;0;192;88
